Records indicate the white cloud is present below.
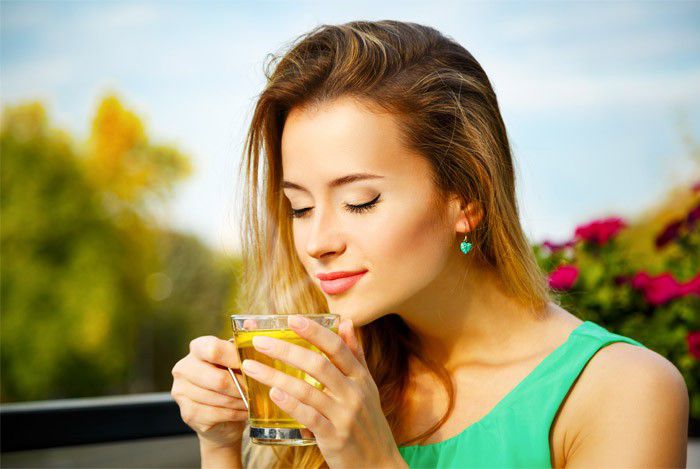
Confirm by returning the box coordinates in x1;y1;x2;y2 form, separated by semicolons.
489;60;700;114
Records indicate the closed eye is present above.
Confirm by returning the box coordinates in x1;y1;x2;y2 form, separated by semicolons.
289;194;381;219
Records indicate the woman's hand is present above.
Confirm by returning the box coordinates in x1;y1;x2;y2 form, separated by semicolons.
240;316;407;469
171;336;249;450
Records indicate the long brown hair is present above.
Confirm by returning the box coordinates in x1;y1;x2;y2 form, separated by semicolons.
235;20;554;468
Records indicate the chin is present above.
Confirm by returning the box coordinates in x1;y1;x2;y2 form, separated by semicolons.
335;307;386;329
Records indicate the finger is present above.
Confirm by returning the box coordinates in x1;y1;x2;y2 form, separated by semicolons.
190;335;241;369
174;354;242;397
173;377;247;411
240;358;337;421
249;334;349;399
287;315;362;377
177;395;247;432
339;319;367;368
268;386;334;438
242;319;258;330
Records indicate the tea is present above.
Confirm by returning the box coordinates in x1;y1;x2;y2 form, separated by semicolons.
229;313;340;445
234;327;338;430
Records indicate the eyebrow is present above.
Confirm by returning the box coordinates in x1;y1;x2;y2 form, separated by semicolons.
282;172;384;193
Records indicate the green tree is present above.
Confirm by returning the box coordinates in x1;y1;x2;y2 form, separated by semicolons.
1;102;151;399
1;96;237;401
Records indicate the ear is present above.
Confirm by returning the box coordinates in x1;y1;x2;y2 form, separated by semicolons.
448;195;483;234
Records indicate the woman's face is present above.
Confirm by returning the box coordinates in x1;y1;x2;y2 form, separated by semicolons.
281;96;461;326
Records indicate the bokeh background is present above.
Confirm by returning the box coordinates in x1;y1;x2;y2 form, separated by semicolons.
2;0;699;435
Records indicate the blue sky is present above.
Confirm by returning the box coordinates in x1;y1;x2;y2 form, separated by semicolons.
2;0;699;255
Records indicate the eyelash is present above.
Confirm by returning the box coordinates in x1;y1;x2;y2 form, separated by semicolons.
288;194;381;219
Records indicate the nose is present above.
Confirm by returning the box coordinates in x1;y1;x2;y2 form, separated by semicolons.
304;204;346;260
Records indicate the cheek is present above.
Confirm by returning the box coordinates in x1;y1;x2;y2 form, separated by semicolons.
359;200;452;308
292;229;309;269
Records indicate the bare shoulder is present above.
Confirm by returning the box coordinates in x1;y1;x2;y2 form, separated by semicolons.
577;340;687;392
564;341;689;467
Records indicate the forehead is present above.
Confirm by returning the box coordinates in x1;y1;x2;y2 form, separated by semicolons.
280;97;412;177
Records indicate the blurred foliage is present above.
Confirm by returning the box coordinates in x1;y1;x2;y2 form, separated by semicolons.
1;96;239;402
85;95;192;207
535;138;700;420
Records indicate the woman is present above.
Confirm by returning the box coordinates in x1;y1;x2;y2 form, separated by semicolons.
171;20;689;468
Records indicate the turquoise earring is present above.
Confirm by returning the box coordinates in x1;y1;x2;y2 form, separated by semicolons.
460;233;472;254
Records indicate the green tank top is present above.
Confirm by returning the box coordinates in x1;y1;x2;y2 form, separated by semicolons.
397;320;647;468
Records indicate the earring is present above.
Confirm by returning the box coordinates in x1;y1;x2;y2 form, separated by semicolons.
460;233;472;254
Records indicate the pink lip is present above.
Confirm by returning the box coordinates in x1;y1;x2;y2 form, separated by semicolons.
317;270;367;295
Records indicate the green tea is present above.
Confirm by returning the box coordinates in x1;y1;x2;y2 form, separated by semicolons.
235;328;338;429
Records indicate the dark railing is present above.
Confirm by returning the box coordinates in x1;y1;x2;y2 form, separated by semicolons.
2;393;698;465
0;392;194;452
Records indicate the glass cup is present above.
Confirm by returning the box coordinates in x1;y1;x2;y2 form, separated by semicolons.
228;314;340;446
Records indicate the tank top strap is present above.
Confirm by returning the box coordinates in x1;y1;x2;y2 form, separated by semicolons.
504;320;647;452
397;321;648;468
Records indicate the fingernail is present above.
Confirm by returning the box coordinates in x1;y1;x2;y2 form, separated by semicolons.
241;359;262;375
252;335;273;351
288;315;308;330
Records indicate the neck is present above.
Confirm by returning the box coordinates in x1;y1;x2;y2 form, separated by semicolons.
396;252;552;372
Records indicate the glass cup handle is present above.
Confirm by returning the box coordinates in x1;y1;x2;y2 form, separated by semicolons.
226;338;249;411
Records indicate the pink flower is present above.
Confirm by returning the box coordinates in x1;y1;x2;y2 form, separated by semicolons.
679;273;700;297
643;273;684;306
653;204;700;249
549;265;579;290
542;239;576;252
655;219;683;249
687;203;700;229
574;217;627;246
631;272;651;289
687;331;700;360
692;181;700;193
613;274;629;286
629;271;700;306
